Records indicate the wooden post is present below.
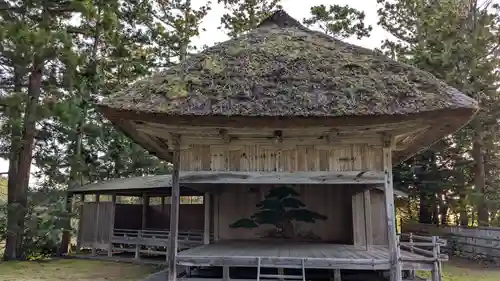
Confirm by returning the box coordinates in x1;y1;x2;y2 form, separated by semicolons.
382;135;402;281
223;266;230;281
167;134;181;281
135;230;141;260
59;193;73;255
363;189;373;250
92;193;100;256
204;192;210;245
408;233;415;279
333;269;341;281
142;193;149;230
432;236;442;281
76;194;85;250
213;193;219;241
108;194;117;257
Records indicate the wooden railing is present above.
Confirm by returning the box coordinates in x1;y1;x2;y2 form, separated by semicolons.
110;228;211;260
400;233;448;281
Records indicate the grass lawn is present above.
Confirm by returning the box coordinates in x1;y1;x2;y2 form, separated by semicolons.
0;258;157;281
419;258;500;281
0;257;499;281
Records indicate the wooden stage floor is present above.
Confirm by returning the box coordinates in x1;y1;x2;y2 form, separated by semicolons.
177;241;429;270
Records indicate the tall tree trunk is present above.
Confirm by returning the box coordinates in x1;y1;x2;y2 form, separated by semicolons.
440;202;449;226
419;191;433;224
431;200;439;225
15;61;43;256
459;193;469;226
473;130;488;226
4;68;23;260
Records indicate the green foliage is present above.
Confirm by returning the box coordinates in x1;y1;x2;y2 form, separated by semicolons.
230;186;327;238
0;189;72;259
379;0;500;226
303;4;373;39
218;0;282;37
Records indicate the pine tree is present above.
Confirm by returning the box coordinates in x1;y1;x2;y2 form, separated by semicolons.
0;0;78;260
378;0;500;226
303;4;373;39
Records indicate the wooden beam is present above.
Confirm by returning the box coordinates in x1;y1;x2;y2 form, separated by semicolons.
204;192;210;245
108;194;117;257
167;134;181;281
177;171;385;185
363;189;373;250
92;193;100;256
382;135;402;281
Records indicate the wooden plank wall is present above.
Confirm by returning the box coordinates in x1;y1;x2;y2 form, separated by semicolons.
114;204;142;230
79;202;114;249
148;204;204;231
371;191;389;245
81;203;205;239
215;184;353;243
180;144;383;172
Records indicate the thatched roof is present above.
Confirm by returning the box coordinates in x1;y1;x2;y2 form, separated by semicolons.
99;10;477;118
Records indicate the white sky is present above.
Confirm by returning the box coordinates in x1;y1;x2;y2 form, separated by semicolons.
0;0;391;180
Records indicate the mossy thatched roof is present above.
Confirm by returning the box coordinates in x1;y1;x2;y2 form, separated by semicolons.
99;10;477;118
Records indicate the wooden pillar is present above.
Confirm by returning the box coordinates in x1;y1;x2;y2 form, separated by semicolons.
59;193;73;255
142;193;149;230
363;189;373;250
76;194;85;250
382;135;402;281
333;269;341;281
108;194;117;257
223;266;230;281
213;193;219;241
167;134;181;281
92;193;100;256
204;192;210;244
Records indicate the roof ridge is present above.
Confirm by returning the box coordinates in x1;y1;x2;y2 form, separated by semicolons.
257;9;307;30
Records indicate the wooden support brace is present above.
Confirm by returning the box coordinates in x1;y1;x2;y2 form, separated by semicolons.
167;133;181;281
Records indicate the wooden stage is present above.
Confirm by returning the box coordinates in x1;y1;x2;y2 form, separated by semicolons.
177;240;433;271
